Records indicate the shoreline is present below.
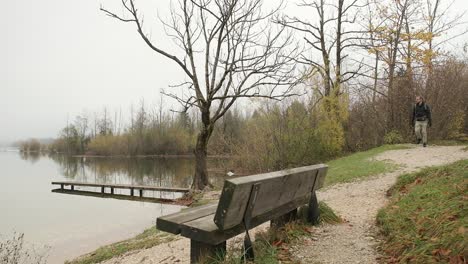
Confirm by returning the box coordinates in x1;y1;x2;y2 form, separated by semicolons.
71;154;231;159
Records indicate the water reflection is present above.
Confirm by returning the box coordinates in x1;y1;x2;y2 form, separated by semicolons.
19;151;42;164
49;155;195;188
40;154;228;189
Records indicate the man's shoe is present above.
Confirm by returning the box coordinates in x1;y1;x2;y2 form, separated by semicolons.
423;143;427;147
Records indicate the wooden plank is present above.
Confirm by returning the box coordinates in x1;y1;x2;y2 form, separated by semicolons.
214;164;327;230
181;196;310;245
157;203;218;234
51;181;189;193
314;166;328;191
51;189;179;204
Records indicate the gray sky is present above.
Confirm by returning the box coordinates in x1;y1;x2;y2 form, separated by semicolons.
1;0;467;144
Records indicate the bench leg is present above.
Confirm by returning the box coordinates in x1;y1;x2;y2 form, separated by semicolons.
101;186;105;193
111;187;114;194
308;191;320;225
130;188;134;196
139;189;143;197
190;240;226;264
71;185;74;191
271;208;297;228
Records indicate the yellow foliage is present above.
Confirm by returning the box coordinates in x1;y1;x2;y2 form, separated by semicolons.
447;110;468;140
314;92;349;156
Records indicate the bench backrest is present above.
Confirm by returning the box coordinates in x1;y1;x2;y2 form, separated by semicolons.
213;164;328;230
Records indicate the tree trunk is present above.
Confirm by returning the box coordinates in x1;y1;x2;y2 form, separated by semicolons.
192;111;213;190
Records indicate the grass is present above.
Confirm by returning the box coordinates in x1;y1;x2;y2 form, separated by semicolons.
325;144;411;186
65;227;178;264
430;139;468;146
376;160;467;263
204;202;342;264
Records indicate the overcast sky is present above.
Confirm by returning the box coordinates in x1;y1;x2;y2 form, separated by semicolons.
1;0;467;144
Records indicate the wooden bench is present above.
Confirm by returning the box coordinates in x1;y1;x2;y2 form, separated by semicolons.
156;164;328;263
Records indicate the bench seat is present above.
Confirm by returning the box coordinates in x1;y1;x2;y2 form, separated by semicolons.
157;195;311;245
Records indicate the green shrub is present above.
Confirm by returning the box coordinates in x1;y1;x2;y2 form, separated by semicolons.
383;130;404;145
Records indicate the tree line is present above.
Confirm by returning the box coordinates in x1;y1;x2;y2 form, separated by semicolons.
40;0;468;189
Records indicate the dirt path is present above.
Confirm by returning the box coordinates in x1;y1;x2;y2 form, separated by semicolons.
99;145;467;264
290;145;467;264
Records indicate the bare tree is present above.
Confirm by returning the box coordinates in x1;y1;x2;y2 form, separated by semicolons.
101;0;297;190
423;0;467;90
277;0;365;98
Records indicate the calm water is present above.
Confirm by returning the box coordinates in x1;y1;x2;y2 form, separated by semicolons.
0;150;226;263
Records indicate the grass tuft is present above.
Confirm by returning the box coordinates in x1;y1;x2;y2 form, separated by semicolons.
377;159;467;263
325;144;411;186
297;202;342;225
65;227;177;264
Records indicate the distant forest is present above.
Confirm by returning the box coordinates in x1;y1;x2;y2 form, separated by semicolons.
18;0;467;174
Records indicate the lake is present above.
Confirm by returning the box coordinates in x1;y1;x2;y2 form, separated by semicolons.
0;150;227;263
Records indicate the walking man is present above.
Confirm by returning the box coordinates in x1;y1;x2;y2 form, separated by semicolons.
412;96;432;147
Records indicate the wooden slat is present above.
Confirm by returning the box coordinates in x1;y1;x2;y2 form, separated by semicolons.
214;164;327;230
52;188;178;204
51;181;189;193
181;196;310;245
157;203;218;234
314;166;328;191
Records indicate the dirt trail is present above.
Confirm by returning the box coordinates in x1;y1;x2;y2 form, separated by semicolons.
290;145;467;264
99;145;467;264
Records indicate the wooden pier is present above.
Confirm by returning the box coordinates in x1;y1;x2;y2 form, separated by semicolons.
51;181;190;198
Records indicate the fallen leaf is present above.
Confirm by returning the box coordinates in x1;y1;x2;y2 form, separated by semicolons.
449;255;465;264
272;240;283;247
447;215;458;221
441;249;452;256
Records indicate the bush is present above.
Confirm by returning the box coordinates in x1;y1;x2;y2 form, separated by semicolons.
0;232;49;264
383;130;404;145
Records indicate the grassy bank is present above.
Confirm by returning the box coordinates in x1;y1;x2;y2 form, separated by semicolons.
324;144;411;186
377;160;467;263
65;227;177;264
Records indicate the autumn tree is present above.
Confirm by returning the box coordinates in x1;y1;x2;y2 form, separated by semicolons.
101;0;297;190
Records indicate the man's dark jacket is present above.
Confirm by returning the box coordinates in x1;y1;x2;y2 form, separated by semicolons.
412;102;432;126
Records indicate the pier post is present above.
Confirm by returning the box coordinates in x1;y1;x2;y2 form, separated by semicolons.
111;187;114;194
130;188;134;196
139;189;143;197
101;186;105;193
